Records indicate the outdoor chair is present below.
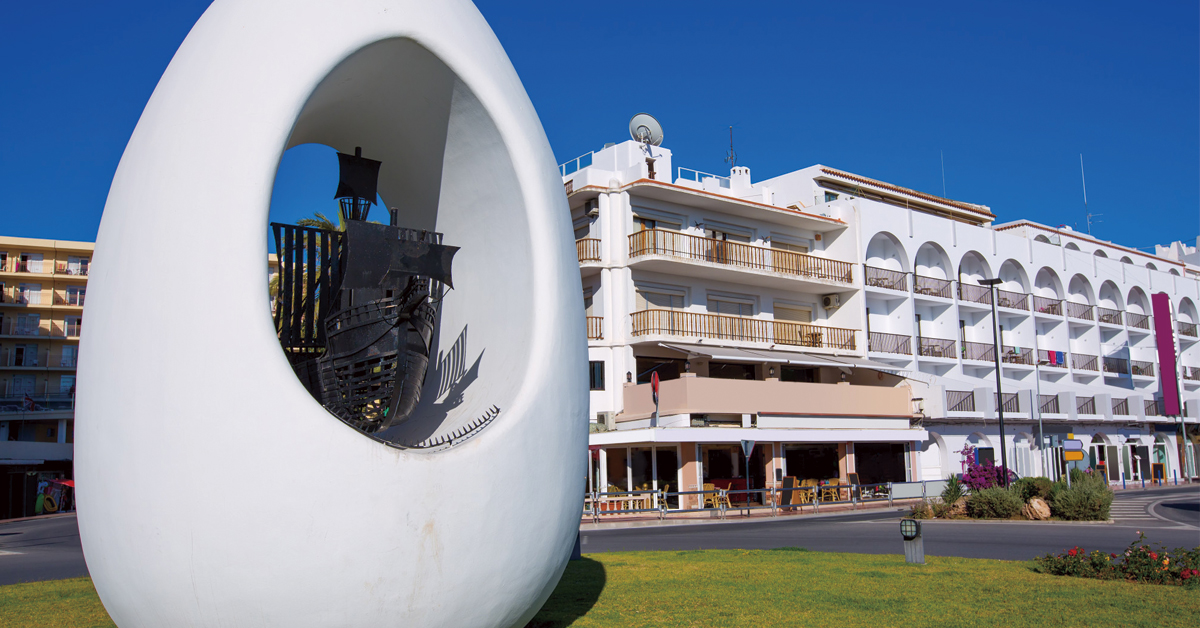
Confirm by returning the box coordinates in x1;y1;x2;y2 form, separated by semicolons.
795;479;815;504
702;483;719;509
715;488;732;510
657;484;669;510
820;479;843;502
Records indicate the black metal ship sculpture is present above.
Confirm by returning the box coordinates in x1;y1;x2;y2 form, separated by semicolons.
272;147;457;436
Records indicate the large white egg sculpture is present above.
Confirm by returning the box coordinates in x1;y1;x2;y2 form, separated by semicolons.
74;1;587;626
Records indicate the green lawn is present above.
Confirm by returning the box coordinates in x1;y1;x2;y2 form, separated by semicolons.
3;550;1197;628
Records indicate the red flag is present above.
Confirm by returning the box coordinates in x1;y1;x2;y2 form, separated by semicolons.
651;371;660;406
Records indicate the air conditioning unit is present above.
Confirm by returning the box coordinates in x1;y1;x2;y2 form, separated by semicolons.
822;294;841;310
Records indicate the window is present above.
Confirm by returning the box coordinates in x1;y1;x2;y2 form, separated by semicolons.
60;345;77;368
703;228;751;243
66;286;85;306
636;289;684;311
19;253;43;273
588;361;605;391
60;375;76;394
634;216;681;232
824;192;839;203
18;284;41;305
14;344;38;367
16;313;40;335
708;362;755;380
635;357;685;384
64;316;82;337
707;297;753;317
781;366;816;383
774;305;813;323
66;256;89;275
771;240;808;255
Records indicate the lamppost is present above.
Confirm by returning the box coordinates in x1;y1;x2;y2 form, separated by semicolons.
980;278;1009;486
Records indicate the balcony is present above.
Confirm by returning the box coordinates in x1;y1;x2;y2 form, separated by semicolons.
630;309;856;350
628;229;853;284
957;283;991;306
576;238;601;263
1145;399;1161;416
1112;397;1129;415
913;274;952;299
868;331;911;355
962;341;995;362
0;321;47;337
996;289;1028;311
1065;301;1094;322
586;316;603;340
1179;322;1198;338
1;349;47;368
1130;360;1155;377
946;390;975;412
53;292;86;307
1103;356;1129;375
864;266;907;291
1127;312;1151;331
1071;353;1099;372
0;441;74;461
1033;296;1062;316
0;391;74;413
1184;366;1200;382
54;262;90;276
1037;349;1067;368
917;337;955;359
1077;396;1097;415
1097;307;1123;326
996;392;1019;413
1040;395;1060;414
1001;346;1033;365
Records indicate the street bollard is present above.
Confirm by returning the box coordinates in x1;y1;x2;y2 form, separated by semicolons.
901;519;925;565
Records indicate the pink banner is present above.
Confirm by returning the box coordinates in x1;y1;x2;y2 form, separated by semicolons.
1152;292;1181;416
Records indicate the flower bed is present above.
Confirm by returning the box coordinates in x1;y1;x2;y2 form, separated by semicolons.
1034;532;1200;588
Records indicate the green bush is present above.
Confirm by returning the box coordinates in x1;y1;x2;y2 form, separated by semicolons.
1049;480;1113;521
1012;477;1053;502
941;475;964;503
966;487;1023;519
908;500;933;519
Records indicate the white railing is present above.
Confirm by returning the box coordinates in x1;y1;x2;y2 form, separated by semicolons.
558;151;594;177
676;167;731;188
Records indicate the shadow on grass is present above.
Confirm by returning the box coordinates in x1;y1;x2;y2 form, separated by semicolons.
524;558;606;628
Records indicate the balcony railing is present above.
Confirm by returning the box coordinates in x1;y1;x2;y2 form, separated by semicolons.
1033;296;1062;316
947;390;975;412
53;292;86;306
1;349;46;367
957;283;992;305
962;341;995;362
868;331;911;354
1097;307;1122;325
1077;396;1096;414
630;309;856;350
864;266;907;291
1179;322;1198;338
918;337;956;359
1130;360;1155;377
996;289;1028;310
576;239;601;263
54;262;90;276
913;274;952;299
1145;399;1161;416
586;316;603;340
1103;356;1129;375
1037;349;1067;367
1001;345;1033;365
1039;394;1060;414
1071;353;1098;372
628;229;853;283
1065;301;1094;321
1185;366;1200;382
0;391;75;413
1112;397;1129;416
996;392;1019;413
1127;312;1151;330
1;321;47;337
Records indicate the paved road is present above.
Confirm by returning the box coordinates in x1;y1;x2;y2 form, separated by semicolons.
0;515;88;586
582;486;1199;560
0;488;1195;586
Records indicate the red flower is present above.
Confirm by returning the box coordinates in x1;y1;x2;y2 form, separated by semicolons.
1150;552;1158;560
1068;549;1077;557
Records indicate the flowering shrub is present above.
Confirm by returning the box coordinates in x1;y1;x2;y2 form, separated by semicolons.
1034;532;1200;587
960;458;1017;491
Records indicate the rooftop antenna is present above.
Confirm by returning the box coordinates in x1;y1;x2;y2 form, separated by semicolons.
1080;153;1101;235
724;126;738;168
628;113;664;148
940;150;947;197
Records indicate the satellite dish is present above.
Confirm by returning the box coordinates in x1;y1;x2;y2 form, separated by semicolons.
629;113;664;146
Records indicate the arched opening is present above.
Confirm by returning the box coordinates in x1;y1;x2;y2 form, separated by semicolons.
1146;262;1158;270
1097;280;1124;324
1034;234;1053;244
1093;249;1108;258
1170;268;1181;276
914;242;951;280
865;231;908;272
1067;274;1095;305
957;251;993;285
1120;256;1134;265
1033;267;1063;299
1127;286;1150;315
1179;298;1198;325
1065;242;1081;251
966;432;994;469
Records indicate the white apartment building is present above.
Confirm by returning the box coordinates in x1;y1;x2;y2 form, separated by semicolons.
564;138;1199;508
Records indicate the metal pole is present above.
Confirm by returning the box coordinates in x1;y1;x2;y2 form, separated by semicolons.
1035;362;1046;478
987;282;1010;486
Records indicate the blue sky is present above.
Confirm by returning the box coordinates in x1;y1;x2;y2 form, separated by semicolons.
2;1;1197;251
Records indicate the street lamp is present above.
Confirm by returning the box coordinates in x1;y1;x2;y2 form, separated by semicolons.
980;277;1009;486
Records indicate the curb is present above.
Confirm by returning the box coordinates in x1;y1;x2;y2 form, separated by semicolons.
0;512;76;526
580;506;909;531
